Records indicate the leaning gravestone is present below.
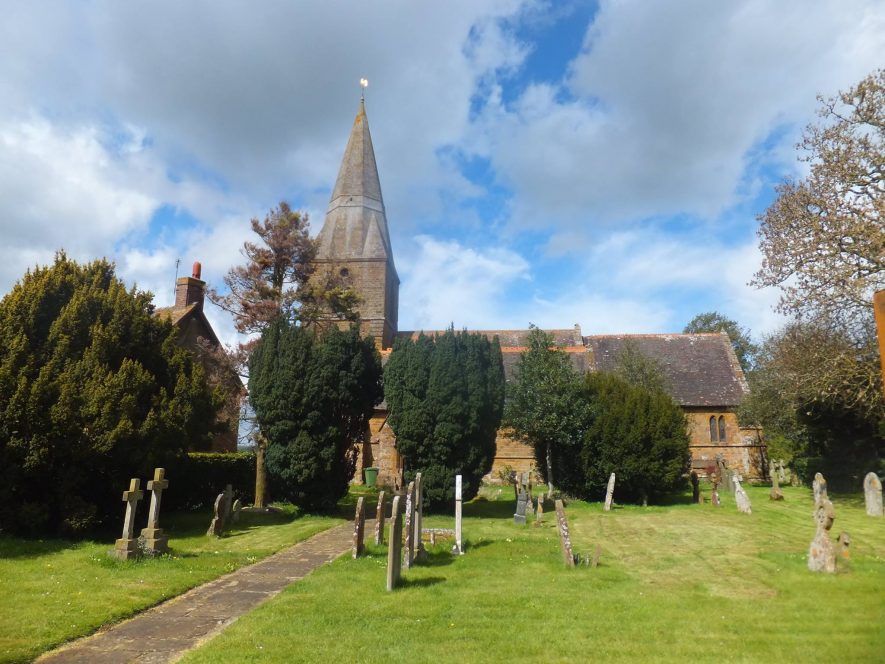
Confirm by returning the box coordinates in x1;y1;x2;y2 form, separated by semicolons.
604;473;616;512
453;474;464;555
514;489;529;525
206;493;225;537
386;496;403;591
808;498;837;573
863;472;883;517
690;471;700;504
352;496;366;559
141;468;169;555
769;470;784;501
403;481;416;569
812;472;828;506
374;491;387;545
554;499;576;568
231;498;242;524
112;478;144;560
734;478;752;514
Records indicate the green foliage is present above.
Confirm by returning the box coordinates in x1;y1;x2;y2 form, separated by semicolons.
0;253;218;535
613;339;668;392
384;329;505;508
504;326;586;488
162;452;256;511
683;311;757;373
249;323;382;511
578;373;690;503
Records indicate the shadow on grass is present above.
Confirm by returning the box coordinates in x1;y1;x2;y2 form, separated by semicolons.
398;575;445;588
0;535;76;559
464;499;515;519
463;538;495;551
418;550;455;568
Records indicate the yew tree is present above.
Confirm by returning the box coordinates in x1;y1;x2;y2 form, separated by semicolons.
683;311;757;373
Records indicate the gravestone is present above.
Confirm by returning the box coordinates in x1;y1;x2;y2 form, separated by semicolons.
808;498;837;573
413;473;426;560
374;491;386;545
222;484;233;530
717;456;734;492
403;481;416;569
769;471;784;501
453;474;464;555
604;473;616;511
591;543;601;568
206;493;225;537
690;471;700;504
837;532;851;559
863;472;883;517
535;494;544;524
352;496;365;558
813;472;828;506
777;459;786;483
554;499;576;568
140;468;169;555
514;489;528;525
112;478;144;560
231;498;242;524
734;478;752;514
386;496;403;591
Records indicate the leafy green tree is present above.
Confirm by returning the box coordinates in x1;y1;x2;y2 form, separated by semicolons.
683;311;757;373
0;254;218;535
384;329;504;508
580;373;690;504
613;339;668;392
504;326;586;494
248;322;381;510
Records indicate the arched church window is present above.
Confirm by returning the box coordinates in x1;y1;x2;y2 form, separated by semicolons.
709;416;717;442
718;415;726;443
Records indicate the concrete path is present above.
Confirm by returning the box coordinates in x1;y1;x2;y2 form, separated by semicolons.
37;522;355;664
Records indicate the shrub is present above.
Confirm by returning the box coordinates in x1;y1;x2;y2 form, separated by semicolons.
162;452;256;511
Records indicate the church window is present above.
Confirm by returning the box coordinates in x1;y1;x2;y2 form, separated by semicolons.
718;415;726;443
709;416;717;442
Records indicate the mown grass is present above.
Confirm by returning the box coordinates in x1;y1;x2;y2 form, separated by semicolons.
183;484;885;664
0;505;346;663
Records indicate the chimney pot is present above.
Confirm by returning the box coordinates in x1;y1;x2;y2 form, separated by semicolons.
192;261;202;279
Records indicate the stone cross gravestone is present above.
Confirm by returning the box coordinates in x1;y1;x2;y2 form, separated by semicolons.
453;474;464;555
514;489;528;525
808;498;836;573
206;493;225;537
604;472;616;512
141;468;169;555
403;480;416;569
414;473;426;560
554;499;576;568
374;491;386;545
769;471;784;501
352;496;366;559
812;472;828;506
734;478;752;514
863;472;883;517
386;495;403;591
112;478;144;560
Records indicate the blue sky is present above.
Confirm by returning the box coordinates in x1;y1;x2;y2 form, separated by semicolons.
1;1;883;346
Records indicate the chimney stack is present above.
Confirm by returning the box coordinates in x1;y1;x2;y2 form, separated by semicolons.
175;260;205;310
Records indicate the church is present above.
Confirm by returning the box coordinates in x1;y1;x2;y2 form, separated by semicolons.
310;97;765;487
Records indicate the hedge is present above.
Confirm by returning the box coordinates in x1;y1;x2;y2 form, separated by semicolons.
162;451;256;511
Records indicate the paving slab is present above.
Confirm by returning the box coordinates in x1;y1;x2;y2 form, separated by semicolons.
37;522;356;664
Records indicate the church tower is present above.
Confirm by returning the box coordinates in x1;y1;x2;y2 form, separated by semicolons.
312;97;399;349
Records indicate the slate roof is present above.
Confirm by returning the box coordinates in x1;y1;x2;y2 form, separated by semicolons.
583;333;748;407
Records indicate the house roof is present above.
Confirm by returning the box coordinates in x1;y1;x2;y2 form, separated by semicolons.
154;303;221;347
583;333;748;407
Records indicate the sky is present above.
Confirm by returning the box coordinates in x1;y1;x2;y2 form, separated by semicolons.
1;0;883;347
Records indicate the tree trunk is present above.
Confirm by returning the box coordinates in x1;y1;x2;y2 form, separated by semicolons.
254;435;267;508
546;442;554;495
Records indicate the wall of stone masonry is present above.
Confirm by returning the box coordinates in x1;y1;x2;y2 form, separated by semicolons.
685;408;766;480
354;410;402;489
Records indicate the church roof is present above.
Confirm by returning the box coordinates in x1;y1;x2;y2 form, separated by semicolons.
584;333;748;407
315;98;395;265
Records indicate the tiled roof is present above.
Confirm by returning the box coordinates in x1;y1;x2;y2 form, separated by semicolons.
584;333;748;407
154;303;198;326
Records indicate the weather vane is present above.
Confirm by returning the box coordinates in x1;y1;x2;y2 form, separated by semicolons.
360;77;368;100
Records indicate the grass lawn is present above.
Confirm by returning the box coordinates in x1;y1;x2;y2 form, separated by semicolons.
0;503;348;663
182;484;885;663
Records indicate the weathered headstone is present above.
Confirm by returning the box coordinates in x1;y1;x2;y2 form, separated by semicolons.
403;481;416;569
514;489;528;525
535;494;544;524
206;493;225;537
690;471;700;504
352;496;365;559
222;484;233;530
777;459;786;483
554;499;575;568
140;468;169;555
604;472;616;511
413;473;426;560
453;474;464;555
374;491;386;545
386;496;403;591
837;531;851;560
769;471;784;501
808;498;836;573
812;472;827;506
734;477;752;514
112;478;144;560
231;498;242;524
863;472;883;517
